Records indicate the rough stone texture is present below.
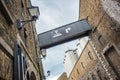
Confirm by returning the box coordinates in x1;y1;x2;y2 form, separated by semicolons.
81;62;109;80
80;0;120;79
69;41;110;80
101;0;120;24
69;42;100;80
0;0;44;80
0;49;13;80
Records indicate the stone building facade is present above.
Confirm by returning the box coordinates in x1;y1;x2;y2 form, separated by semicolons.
0;0;44;80
69;41;109;80
57;72;68;80
79;0;120;80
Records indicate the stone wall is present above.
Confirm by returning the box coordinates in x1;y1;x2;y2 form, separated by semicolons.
81;62;109;80
0;0;43;80
79;0;120;79
0;49;13;80
69;42;99;80
58;72;68;80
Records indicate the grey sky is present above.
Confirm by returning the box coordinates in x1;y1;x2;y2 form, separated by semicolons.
31;0;79;80
31;0;79;34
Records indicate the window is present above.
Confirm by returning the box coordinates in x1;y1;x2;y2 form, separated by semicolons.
93;29;106;47
71;77;73;80
24;28;27;39
92;74;96;80
24;28;27;47
98;35;106;47
93;30;106;47
21;0;24;17
21;0;24;8
104;47;120;78
3;0;9;4
81;62;85;69
0;0;14;24
88;51;93;60
94;30;101;39
97;70;102;80
77;69;79;74
30;72;36;80
87;77;89;80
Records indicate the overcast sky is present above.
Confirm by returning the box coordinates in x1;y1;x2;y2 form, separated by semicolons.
31;0;79;80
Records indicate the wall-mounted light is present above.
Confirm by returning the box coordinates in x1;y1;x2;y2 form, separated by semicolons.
43;70;51;80
47;70;51;77
28;6;40;20
41;49;47;58
17;6;40;29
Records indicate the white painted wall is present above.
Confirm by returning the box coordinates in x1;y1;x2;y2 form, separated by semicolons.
63;49;78;77
77;36;88;56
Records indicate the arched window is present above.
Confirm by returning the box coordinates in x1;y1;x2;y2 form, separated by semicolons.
88;51;93;60
30;72;36;80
